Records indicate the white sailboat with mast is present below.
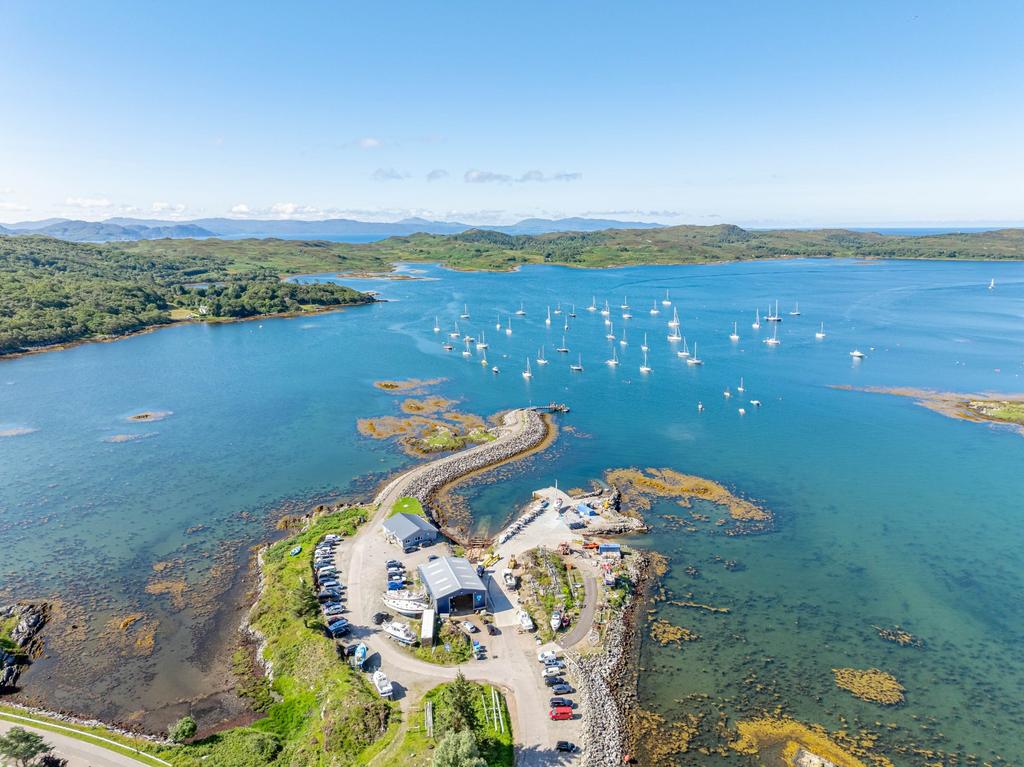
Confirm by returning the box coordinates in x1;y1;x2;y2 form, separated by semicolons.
476;331;488;350
522;358;532;379
686;342;703;365
556;335;569;353
570;353;584;372
536;346;549;365
815;322;826;339
752;309;761;330
650;300;660;316
605;346;619;366
433;316;440;333
668;307;680;328
662;289;671;306
729;322;739;341
639;349;651;373
641;332;649;352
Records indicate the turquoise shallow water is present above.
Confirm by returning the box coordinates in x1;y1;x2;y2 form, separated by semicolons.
1;259;1023;760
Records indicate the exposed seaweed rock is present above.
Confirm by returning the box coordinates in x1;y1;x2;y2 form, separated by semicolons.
832;668;905;705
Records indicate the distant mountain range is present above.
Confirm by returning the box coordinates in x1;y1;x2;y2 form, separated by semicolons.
3;216;663;242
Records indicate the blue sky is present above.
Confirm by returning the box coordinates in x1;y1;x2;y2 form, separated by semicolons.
1;1;1022;226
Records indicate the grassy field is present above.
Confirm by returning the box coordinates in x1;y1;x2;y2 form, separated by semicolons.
172;507;395;766
390;496;425;517
967;400;1024;425
409;618;474;666
379;681;513;767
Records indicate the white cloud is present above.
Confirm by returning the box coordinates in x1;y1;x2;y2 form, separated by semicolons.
230;203;251;215
372;167;408;181
517;170;582;183
358;137;383;149
0;201;29;212
64;196;112;208
151;201;186;214
426;169;449;182
465;169;512;184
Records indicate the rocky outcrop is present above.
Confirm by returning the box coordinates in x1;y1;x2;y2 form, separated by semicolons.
1;602;49;690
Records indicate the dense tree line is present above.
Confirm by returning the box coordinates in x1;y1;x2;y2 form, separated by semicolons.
0;236;371;355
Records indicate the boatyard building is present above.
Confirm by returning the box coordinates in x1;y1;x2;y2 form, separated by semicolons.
417;556;487;614
382;513;439;549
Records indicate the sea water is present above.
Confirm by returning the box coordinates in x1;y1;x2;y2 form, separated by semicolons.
1;259;1022;762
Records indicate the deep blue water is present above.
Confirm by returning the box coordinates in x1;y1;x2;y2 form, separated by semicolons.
1;259;1023;761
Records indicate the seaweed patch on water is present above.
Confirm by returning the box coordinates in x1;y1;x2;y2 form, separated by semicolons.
399;395;457;414
873;625;923;648
630;707;704;763
103;432;157;443
649;617;699;645
372;377;446;393
832;668;905;705
0;426;38;437
606;467;773;533
126;410;173;422
731;717;882;767
101;612;160;657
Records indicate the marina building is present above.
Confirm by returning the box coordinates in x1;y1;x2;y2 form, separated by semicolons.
382;513;439;549
417;556;487;614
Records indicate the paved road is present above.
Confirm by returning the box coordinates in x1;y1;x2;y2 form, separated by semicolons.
558;575;597;649
335;407;581;767
0;717;158;767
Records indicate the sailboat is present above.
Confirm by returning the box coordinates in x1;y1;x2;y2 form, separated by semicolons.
764;325;780;345
686;342;703;365
462;338;472;356
563;317;570;332
442;341;454;351
752;309;761;330
639;350;651;373
850;349;865;359
600;300;610;317
668;308;680;328
522;358;532;379
554;302;562;315
815;322;826;340
570;353;584;372
476;331;488;350
622;310;633;319
620;326;628;346
723;387;732;398
737;377;745;393
460;304;470;319
556;335;570;353
587;296;597;312
515;302;526;316
677;337;690;358
662;289;671;306
505;317;513;336
668;325;682;342
650;300;660;316
789;302;800;316
568;304;576;318
449;321;461;338
606;322;616;340
620;296;629;309
988;278;996;290
495;313;502;331
433;316;440;333
536;346;549;365
545;306;552;326
697;401;704;412
766;300;782;322
729;322;740;341
640;332;649;352
606;346;619;366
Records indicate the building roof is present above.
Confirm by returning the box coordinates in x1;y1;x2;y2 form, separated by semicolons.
382;513;437;541
418;556;486;601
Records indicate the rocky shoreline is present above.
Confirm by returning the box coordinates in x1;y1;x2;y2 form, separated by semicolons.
1;602;48;689
567;551;654;767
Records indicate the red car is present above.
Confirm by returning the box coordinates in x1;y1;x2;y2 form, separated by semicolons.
548;706;573;721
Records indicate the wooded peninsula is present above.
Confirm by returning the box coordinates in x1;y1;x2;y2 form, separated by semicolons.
2;224;1021;356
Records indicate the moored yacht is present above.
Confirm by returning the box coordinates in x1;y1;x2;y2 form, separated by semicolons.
850;349;865;359
570;353;584;372
766;300;783;322
668;307;680;328
620;326;628;346
640;332;649;352
737;377;745;393
606;347;619;366
545;306;552;325
568;304;576;318
639;350;651;373
789;302;800;316
536;346;549;365
815;322;826;339
476;331;488;350
752;309;761;330
587;296;597;312
449;322;461;338
662;289;671;306
686;342;703;365
650;300;660;316
433;316;440;333
522;358;533;379
515;301;526;316
460;304;470;319
556;335;570;353
729;322;739;341
600;300;610;317
554;302;563;315
764;325;781;345
677;337;690;358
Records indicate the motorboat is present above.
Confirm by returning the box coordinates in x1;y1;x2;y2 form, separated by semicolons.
550;610;563;632
381;620;417;645
518;610;535;631
354;643;368;669
372;669;394;697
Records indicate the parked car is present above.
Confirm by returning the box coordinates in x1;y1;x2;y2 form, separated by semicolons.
549;697;573;709
372;612;389;625
550;683;573;695
542;666;562;678
543;676;564;687
322;605;346;617
549;707;573;721
556;741;578;753
460;622;479;635
385;560;402;568
537;650;559;663
544;659;566;669
403;545;418;554
427;554;439;561
318;589;342;602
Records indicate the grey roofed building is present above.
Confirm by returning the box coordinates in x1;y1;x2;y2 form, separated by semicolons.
382;513;438;548
417;556;487;614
